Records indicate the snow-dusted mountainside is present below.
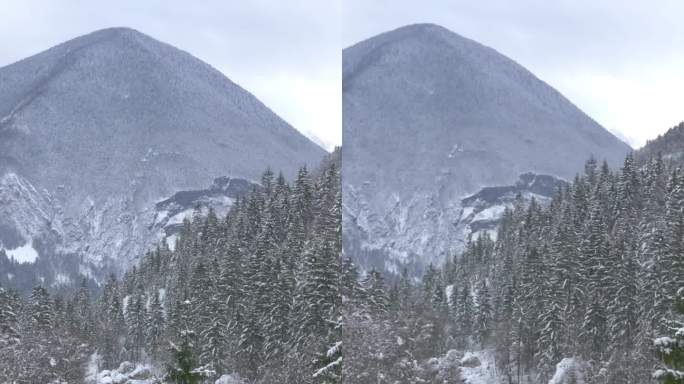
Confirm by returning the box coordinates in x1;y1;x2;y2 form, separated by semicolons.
0;169;258;292
342;23;631;274
344;172;565;274
0;27;326;286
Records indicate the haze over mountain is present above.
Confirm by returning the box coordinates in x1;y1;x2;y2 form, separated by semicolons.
342;23;632;274
0;27;326;287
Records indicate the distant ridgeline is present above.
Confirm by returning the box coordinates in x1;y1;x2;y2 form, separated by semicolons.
636;121;684;166
0;150;343;383
341;149;684;383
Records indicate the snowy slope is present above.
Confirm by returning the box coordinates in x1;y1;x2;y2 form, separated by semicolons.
342;23;631;274
0;173;255;291
343;172;565;275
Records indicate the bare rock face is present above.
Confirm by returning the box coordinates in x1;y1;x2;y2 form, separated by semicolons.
0;28;325;286
342;23;631;274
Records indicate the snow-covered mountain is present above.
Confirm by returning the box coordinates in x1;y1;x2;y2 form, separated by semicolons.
342;24;631;275
0;27;326;287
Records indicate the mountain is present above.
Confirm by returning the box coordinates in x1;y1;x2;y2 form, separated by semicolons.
0;27;326;287
636;121;684;165
342;23;631;274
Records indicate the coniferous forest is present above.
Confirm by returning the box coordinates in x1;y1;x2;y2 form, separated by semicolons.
0;152;341;383
2;150;684;383
342;153;684;383
2;6;684;384
2;147;684;383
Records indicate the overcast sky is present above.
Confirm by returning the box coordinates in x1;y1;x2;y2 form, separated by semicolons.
2;2;682;150
343;0;684;148
0;0;342;150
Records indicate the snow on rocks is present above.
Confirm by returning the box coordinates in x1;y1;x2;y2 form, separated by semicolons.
415;349;501;384
434;349;463;382
459;350;498;384
548;358;586;384
215;373;246;384
5;241;39;263
85;353;160;384
423;349;462;383
118;361;136;375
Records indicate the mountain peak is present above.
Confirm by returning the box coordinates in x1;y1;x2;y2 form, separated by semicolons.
90;26;144;35
347;23;474;52
391;23;450;34
58;26;167;58
0;27;172;78
343;23;486;88
73;26;155;48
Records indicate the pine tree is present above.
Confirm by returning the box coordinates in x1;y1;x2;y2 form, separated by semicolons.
125;285;147;361
661;172;684;318
340;257;362;302
313;340;342;384
476;280;493;345
456;279;473;348
362;269;390;314
147;290;166;356
166;331;207;384
654;288;684;384
294;240;340;344
200;291;226;374
75;278;93;340
422;263;437;304
0;160;342;383
263;257;293;360
28;285;53;335
0;285;19;345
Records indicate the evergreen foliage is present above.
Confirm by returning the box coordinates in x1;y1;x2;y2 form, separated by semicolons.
343;152;684;383
654;288;684;384
0;152;341;383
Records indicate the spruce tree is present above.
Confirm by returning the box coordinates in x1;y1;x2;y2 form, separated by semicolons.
476;280;493;345
147;290;166;356
654;288;684;384
167;331;206;384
